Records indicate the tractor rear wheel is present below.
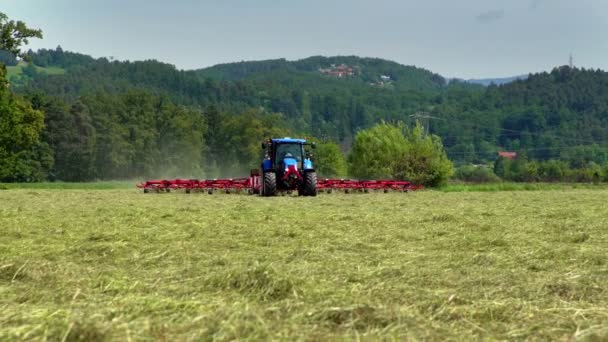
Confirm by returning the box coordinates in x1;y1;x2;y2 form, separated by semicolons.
303;171;317;197
262;172;277;196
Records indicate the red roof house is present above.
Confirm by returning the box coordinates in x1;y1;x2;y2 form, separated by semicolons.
497;151;517;160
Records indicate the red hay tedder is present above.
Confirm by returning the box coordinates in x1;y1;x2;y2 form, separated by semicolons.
136;172;423;195
137;137;423;195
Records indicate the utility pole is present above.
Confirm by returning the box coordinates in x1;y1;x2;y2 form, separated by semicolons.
569;53;574;69
410;111;431;136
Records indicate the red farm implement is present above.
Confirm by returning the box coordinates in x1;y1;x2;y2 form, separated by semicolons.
317;179;423;193
137;137;423;195
137;171;423;195
137;174;261;194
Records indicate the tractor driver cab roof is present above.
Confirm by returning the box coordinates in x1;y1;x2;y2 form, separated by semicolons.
271;138;307;144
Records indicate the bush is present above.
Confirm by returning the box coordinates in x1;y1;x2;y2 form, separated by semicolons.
454;164;501;183
538;160;567;182
313;141;347;178
349;122;407;179
493;157;607;183
349;122;453;187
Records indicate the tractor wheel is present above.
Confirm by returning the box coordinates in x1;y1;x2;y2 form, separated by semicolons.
303;171;317;197
262;172;277;196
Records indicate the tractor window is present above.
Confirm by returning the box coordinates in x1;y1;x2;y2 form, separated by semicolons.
276;144;304;164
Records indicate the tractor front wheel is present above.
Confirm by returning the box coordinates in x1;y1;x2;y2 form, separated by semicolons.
302;171;317;197
262;172;277;196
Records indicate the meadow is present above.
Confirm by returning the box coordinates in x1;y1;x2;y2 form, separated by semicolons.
6;61;66;80
1;188;607;340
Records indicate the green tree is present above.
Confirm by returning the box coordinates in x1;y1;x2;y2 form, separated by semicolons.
156;100;206;178
394;123;454;187
0;12;44;181
493;157;511;180
349;122;406;179
0;12;43;60
0;50;17;66
30;94;97;181
313;141;347;178
538;160;566;182
0;67;45;181
349;121;453;186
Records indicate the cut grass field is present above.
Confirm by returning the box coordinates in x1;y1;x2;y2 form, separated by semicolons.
1;189;607;340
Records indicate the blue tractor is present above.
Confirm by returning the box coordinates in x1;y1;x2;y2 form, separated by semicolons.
260;138;317;196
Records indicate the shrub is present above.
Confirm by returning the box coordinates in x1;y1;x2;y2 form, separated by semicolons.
349;122;453;187
313;141;347;178
454;164;501;183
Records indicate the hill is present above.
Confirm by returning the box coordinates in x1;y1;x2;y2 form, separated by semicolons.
465;75;528;86
433;66;608;164
17;49;459;142
195;55;446;92
4;47;608;181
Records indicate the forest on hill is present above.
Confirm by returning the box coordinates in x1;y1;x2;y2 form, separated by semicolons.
2;45;608;183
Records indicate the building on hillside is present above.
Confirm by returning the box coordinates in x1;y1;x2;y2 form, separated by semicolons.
319;64;355;77
497;151;517;160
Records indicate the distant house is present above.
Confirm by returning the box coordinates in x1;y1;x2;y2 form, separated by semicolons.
498;151;517;160
380;75;391;82
319;64;355;77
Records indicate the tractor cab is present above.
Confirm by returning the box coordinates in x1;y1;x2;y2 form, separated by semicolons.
260;138;317;196
275;143;303;170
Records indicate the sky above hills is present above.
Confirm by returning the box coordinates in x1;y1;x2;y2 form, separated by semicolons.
4;0;607;78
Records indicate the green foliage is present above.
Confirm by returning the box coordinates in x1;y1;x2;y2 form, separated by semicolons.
312;141;347;178
454;164;501;183
2;45;608;182
83;90;208;180
395;123;454;187
0;12;42;59
29;46;94;68
0;65;45;181
349;122;453;186
0;13;46;182
349;122;407;179
205;109;289;177
494;157;606;183
0;49;17;66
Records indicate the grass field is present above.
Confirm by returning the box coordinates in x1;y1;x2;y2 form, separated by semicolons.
1;189;607;340
6;61;66;81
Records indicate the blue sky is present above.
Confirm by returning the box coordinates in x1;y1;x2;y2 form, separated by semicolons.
4;0;607;78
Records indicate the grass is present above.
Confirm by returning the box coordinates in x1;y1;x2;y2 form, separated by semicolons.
0;181;134;190
6;61;66;80
440;182;608;192
1;189;607;340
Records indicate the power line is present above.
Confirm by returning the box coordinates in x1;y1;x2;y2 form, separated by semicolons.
414;113;604;146
407;112;608;160
447;145;608;156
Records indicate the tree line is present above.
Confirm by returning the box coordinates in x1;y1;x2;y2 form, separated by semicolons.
3;12;608;185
